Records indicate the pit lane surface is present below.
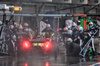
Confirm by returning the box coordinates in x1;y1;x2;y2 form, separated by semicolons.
0;41;100;66
0;55;100;66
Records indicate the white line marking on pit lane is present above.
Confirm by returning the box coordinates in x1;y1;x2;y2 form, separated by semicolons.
90;62;100;66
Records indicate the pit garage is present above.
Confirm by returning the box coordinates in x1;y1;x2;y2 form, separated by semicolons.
0;0;100;66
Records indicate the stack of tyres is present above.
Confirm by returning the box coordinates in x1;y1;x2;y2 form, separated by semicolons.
67;42;81;56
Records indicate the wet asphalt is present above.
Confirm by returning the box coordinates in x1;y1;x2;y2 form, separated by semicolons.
0;54;100;66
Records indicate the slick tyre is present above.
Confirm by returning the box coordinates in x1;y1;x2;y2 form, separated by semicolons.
67;43;81;56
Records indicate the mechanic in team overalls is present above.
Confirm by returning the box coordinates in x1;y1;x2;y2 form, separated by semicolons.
77;20;81;27
74;26;84;46
23;23;29;31
6;25;17;55
62;26;72;44
86;22;97;49
81;22;95;48
10;25;16;35
18;24;23;33
23;23;33;39
42;24;55;39
19;23;30;38
63;27;68;42
5;24;16;42
67;30;73;39
10;25;17;54
89;22;97;34
71;22;78;32
16;24;23;43
83;22;97;40
71;22;78;37
63;26;71;40
28;28;34;39
67;25;71;30
13;22;19;32
83;22;98;57
66;30;73;43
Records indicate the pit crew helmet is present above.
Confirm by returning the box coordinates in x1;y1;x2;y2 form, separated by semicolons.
28;28;33;32
67;26;71;30
68;30;73;35
10;25;14;29
14;22;19;28
24;23;29;27
46;24;51;28
19;24;23;30
77;20;81;25
64;27;68;31
78;26;83;33
67;38;73;42
12;35;16;40
24;28;28;32
72;22;77;27
89;22;93;28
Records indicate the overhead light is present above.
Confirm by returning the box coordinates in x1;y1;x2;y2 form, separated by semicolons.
14;7;22;12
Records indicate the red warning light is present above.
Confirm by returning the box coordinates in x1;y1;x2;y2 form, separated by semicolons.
44;41;52;50
45;62;50;66
88;0;90;3
22;40;30;49
25;43;28;48
25;62;28;66
57;29;59;32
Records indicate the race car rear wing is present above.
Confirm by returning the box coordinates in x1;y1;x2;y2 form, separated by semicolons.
29;39;46;43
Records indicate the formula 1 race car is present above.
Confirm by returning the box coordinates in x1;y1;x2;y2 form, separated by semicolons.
16;33;58;59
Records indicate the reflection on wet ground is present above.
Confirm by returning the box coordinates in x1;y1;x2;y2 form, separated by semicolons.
0;55;100;66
